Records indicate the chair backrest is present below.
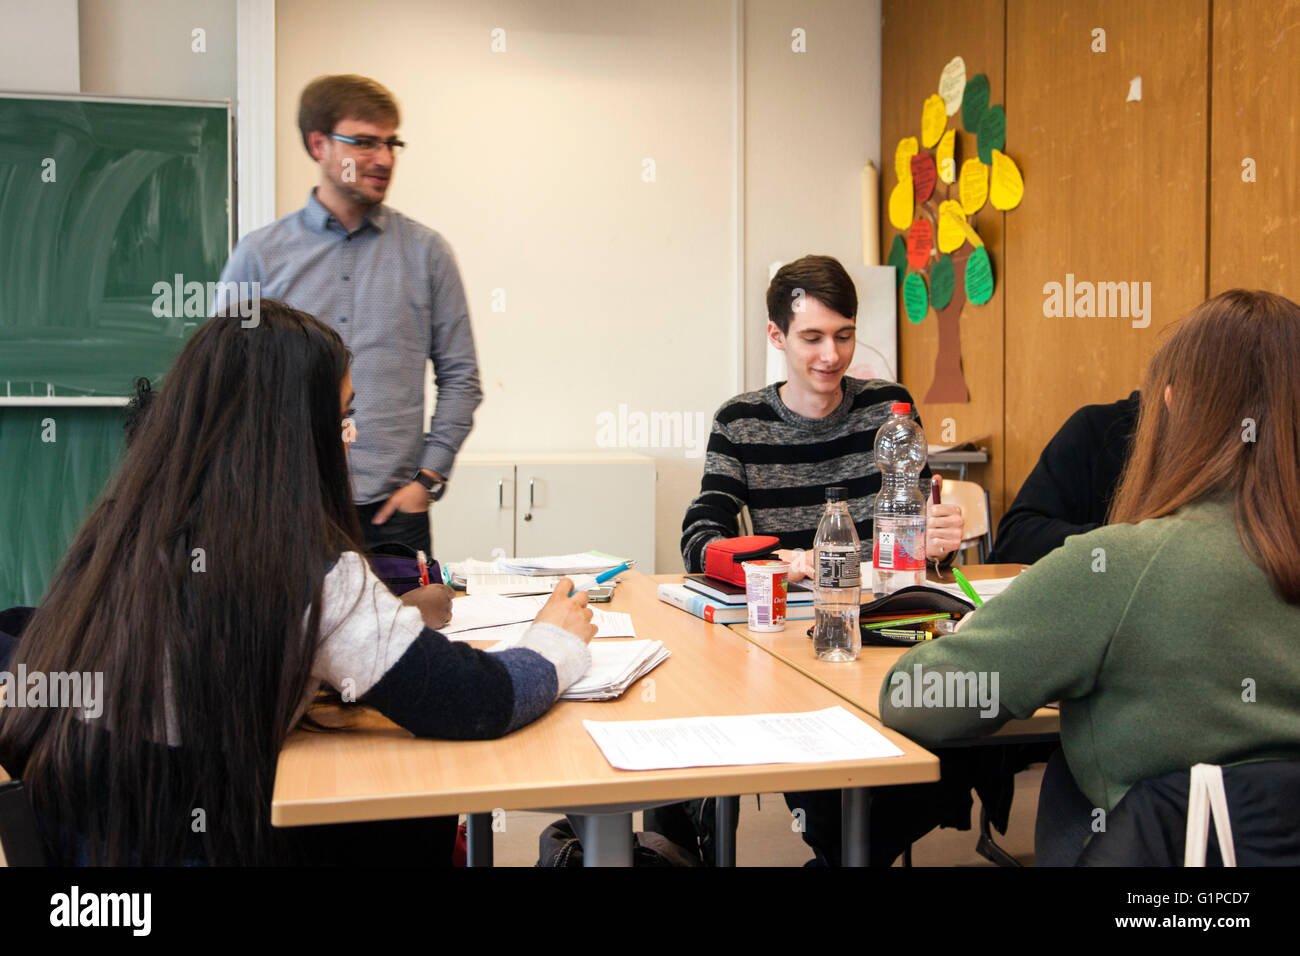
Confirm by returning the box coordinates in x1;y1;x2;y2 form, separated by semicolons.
0;777;47;866
940;478;991;561
1077;760;1300;866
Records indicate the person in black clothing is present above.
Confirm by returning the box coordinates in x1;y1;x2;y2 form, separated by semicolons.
988;391;1140;564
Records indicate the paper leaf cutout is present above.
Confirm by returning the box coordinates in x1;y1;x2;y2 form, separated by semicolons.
889;179;914;230
977;104;1006;165
939;57;966;116
935;128;957;184
930;254;956;310
906;218;934;270
962;73;990;133
903;272;929;324
959;158;988;215
937;200;967;253
887;234;908;286
895;136;919;181
921;94;947;148
910;152;937;203
989;149;1024;210
965;245;995;305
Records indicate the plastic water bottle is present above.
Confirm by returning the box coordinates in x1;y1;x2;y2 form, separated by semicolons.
813;486;861;662
872;402;928;596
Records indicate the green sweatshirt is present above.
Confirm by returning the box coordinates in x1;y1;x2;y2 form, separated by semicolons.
879;494;1300;812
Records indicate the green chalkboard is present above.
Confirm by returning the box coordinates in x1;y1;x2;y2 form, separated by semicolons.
0;94;230;397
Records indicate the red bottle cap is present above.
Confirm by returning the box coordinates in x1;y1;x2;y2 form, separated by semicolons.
890;402;911;415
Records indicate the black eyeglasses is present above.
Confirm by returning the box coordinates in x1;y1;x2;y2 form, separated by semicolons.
329;133;406;155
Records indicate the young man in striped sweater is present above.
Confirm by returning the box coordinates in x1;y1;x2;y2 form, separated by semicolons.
654;255;965;866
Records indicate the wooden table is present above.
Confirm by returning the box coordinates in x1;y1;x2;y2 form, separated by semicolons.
720;565;1061;741
272;570;940;866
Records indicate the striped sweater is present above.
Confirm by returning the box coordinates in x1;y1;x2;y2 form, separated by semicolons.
681;377;933;573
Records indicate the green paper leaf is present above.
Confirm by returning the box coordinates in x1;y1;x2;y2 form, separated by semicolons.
977;104;1006;165
903;271;929;323
965;245;995;305
888;234;907;287
930;254;955;310
962;73;990;133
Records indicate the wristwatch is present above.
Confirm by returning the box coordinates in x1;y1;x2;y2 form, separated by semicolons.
411;469;447;502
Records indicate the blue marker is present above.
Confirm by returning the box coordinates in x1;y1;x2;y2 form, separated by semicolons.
569;560;637;597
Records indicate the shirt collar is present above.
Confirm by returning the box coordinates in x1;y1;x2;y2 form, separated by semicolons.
304;188;388;235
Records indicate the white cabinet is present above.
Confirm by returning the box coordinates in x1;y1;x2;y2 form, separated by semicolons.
432;453;656;572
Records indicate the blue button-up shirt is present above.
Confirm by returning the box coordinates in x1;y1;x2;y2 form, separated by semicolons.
218;190;482;502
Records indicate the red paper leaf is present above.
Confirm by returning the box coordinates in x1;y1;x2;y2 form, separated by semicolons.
910;152;937;203
906;218;933;270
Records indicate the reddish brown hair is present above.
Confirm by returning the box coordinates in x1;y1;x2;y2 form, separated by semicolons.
1108;289;1300;602
297;74;400;156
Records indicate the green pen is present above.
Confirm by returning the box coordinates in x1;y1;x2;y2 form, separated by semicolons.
952;568;984;606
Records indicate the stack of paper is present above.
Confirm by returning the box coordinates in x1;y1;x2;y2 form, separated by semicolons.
446;557;602;595
443;594;638;642
583;706;904;770
927;574;1021;604
498;551;626;576
561;639;669;701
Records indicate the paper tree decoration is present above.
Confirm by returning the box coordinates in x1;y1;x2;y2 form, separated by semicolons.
887;56;1024;404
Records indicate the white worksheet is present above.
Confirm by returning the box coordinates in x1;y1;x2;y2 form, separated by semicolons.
583;706;904;771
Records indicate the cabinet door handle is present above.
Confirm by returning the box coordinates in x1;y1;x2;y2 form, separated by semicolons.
524;477;535;521
497;479;504;510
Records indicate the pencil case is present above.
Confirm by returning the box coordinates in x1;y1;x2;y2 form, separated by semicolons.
858;585;975;646
366;543;442;596
703;535;781;587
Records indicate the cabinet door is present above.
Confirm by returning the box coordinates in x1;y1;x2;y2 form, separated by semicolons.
430;463;515;561
514;462;655;571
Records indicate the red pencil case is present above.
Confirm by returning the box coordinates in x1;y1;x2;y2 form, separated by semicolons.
703;535;782;587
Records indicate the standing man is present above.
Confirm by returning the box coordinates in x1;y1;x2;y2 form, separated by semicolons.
219;74;481;556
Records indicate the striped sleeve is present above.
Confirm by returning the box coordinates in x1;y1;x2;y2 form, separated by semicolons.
309;553;588;738
681;414;748;572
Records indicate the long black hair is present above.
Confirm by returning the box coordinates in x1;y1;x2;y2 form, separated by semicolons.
0;300;363;864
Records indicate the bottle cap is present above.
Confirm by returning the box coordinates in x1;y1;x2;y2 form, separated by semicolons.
825;486;848;501
890;402;911;415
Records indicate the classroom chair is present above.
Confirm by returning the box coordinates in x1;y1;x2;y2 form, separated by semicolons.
0;769;47;866
940;478;992;565
1076;760;1300;866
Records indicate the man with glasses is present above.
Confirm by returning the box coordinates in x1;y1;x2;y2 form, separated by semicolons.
218;74;481;559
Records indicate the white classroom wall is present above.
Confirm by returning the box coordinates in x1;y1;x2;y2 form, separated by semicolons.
276;0;883;573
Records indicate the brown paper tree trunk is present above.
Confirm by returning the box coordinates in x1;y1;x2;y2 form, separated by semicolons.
924;242;972;404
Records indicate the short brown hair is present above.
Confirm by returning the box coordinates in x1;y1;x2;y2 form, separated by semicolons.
766;255;858;334
297;74;400;156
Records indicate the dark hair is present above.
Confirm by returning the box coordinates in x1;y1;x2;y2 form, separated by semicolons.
298;74;400;156
766;255;858;334
122;377;154;445
1109;289;1300;603
0;300;364;864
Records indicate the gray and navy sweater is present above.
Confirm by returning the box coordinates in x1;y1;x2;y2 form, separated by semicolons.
296;552;589;738
681;378;933;573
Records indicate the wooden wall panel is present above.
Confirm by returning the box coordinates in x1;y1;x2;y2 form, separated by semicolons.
1210;0;1300;297
1002;0;1209;503
880;0;1007;518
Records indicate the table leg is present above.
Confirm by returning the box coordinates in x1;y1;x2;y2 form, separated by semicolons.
842;787;869;867
569;812;634;866
714;796;739;867
466;812;494;867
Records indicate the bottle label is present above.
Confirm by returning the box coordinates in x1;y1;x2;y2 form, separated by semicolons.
817;550;861;588
874;526;925;571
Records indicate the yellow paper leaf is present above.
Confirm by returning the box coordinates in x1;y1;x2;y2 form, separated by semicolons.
989;149;1025;211
959;158;988;215
895;136;919;182
935;129;957;184
937;200;966;253
888;179;914;230
921;94;947;149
